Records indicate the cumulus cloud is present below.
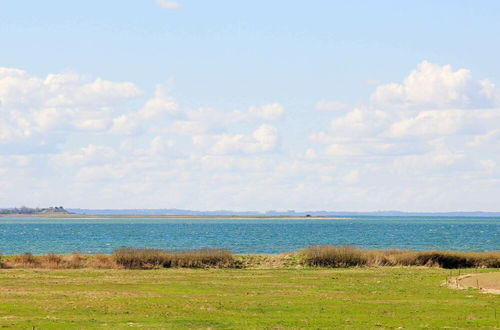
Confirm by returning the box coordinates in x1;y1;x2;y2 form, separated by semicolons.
2;62;500;211
110;114;142;136
248;103;284;120
307;61;500;212
313;62;500;160
342;169;360;184
387;110;464;138
167;102;284;135
137;84;179;120
193;124;278;155
149;136;175;154
371;61;499;109
0;67;141;145
52;144;117;167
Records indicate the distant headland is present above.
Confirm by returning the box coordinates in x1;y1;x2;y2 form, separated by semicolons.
0;206;71;216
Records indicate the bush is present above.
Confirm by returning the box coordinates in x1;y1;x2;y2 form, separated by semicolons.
113;248;234;269
300;245;500;269
11;253;39;268
38;253;63;269
409;251;500;269
301;245;367;267
2;247;498;270
87;254;117;269
62;253;85;269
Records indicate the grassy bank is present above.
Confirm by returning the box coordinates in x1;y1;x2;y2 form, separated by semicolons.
1;246;499;269
0;267;499;329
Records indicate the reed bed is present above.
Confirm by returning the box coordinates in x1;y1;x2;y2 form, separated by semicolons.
0;246;498;269
301;245;500;268
6;252;108;269
112;248;235;269
301;245;367;267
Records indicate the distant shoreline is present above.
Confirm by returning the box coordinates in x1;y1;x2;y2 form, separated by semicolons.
0;213;350;220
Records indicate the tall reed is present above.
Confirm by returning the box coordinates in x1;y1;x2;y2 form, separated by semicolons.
1;247;498;270
301;245;500;268
302;245;367;267
112;248;234;269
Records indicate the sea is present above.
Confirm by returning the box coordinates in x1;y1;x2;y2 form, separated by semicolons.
0;216;498;255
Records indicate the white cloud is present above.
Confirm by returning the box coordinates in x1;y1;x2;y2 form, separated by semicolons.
371;61;499;109
303;61;500;212
166;102;285;135
387;110;464;138
155;0;181;10
52;144;117;167
392;149;464;174
467;129;500;147
248;103;284;120
312;62;500;166
149;136;175;154
194;124;278;155
137;84;178;120
0;67;141;145
330;108;390;137
342;169;360;184
110;114;141;136
2;62;500;211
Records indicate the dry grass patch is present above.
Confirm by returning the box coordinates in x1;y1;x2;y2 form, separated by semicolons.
9;253;40;268
112;248;235;269
2;246;499;270
301;245;500;269
236;253;301;268
86;254;117;269
302;245;368;267
3;253;117;269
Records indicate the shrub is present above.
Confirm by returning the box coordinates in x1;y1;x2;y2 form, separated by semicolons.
171;248;234;268
87;254;117;269
300;246;500;269
113;248;234;269
11;253;39;268
113;248;170;269
409;251;500;269
2;247;498;270
38;253;63;269
62;253;85;269
301;245;367;267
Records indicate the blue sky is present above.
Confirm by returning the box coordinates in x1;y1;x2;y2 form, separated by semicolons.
1;1;499;211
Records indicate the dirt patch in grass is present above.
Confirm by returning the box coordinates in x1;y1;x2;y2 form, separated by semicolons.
452;273;500;294
458;273;500;294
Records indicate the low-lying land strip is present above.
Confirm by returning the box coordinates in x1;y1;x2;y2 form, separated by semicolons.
1;246;499;269
0;213;347;219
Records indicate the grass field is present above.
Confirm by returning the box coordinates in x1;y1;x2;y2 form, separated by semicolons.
0;267;499;329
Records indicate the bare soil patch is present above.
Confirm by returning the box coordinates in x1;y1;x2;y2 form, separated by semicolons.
451;272;500;294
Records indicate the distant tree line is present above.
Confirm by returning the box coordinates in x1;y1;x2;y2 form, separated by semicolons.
0;206;67;214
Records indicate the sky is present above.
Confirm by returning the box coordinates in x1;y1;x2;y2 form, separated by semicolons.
1;0;500;211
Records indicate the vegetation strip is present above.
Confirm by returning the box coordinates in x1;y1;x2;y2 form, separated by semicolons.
1;245;499;270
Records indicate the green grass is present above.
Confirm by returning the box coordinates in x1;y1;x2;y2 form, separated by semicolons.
0;268;499;329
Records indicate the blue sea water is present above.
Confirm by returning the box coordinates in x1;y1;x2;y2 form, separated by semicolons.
0;216;498;254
